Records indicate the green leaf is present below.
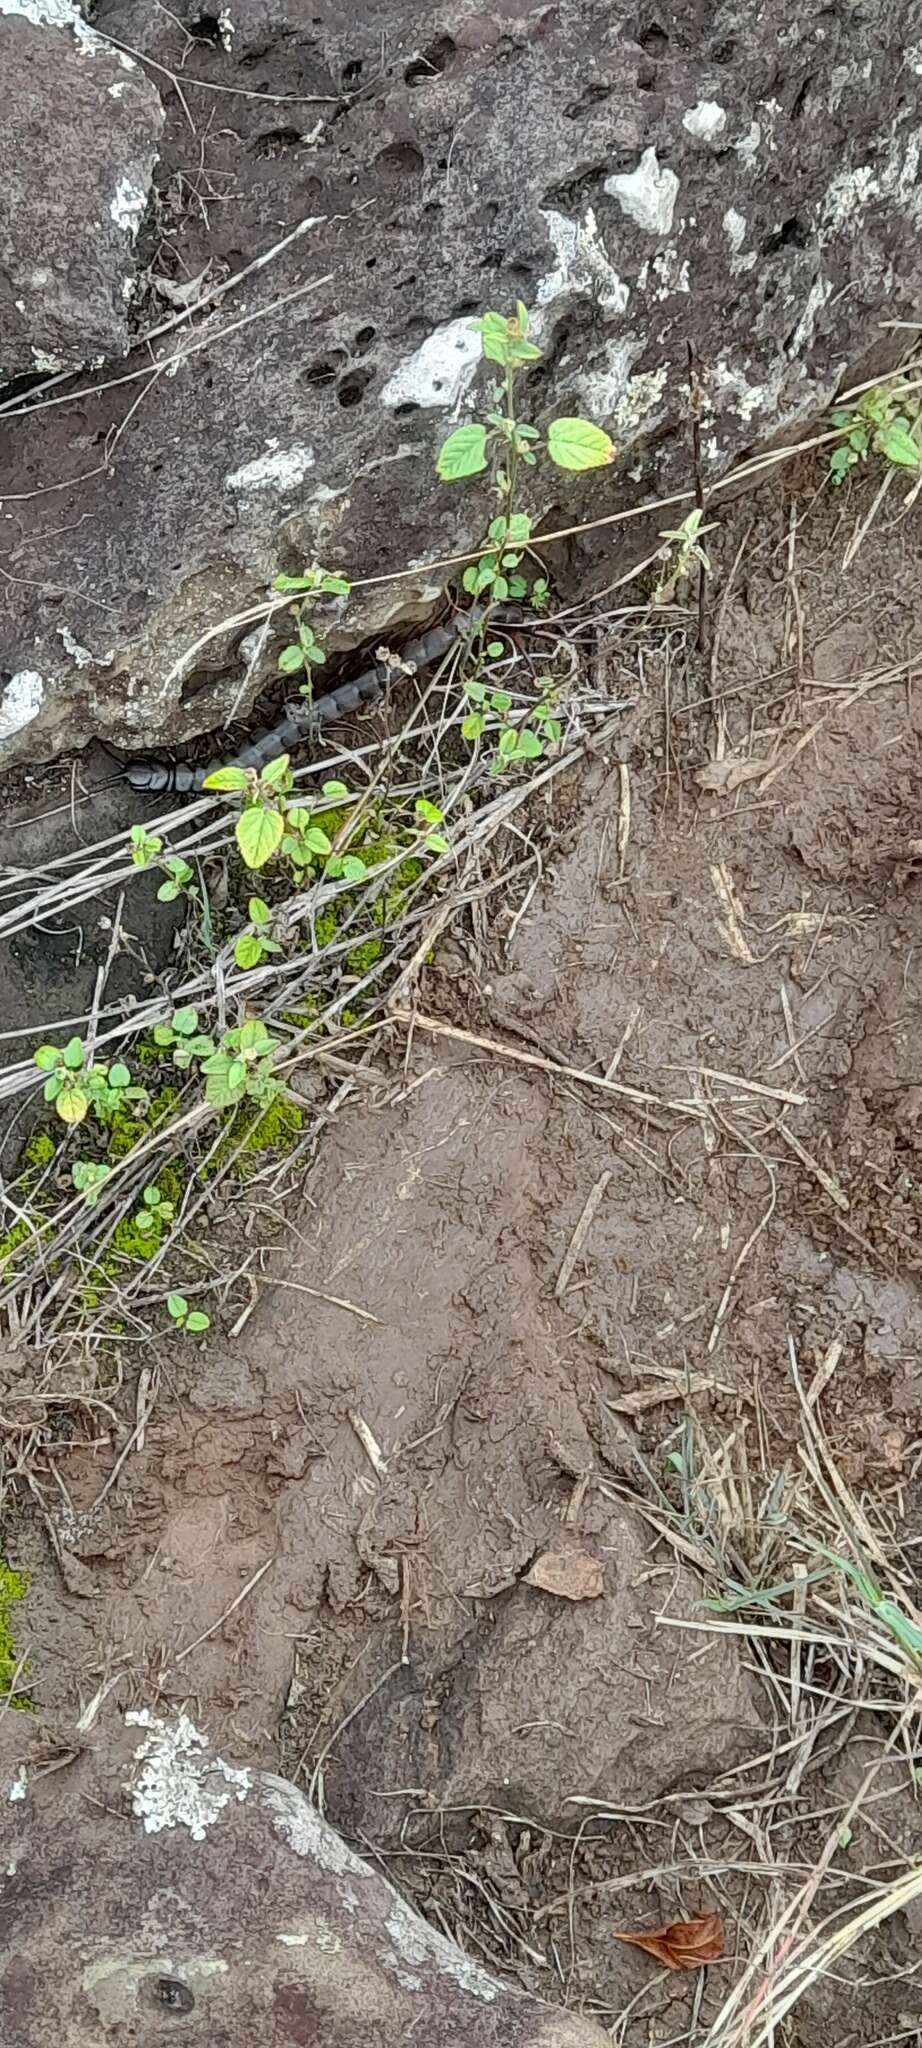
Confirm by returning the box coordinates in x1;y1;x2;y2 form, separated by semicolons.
508;575;528;598
547;417;615;471
238;1019;274;1055
463;678;486;704
156;881;179;902
56;1083;89;1126
153;1024;175;1046
236;803;285;870
462;564;480;594
461;712;484;741
185;1310;211;1333
173;1006;199;1035
43;1075;62;1102
340;854;367;883
62;1037;85;1070
108;1063;130;1089
828;447;852;484
515;728;543;759
415;798;444;825
492;575;509;602
142;1185;160;1208
426;832;451;855
260;752;291;788
436;423;488;482
490;690;512;714
273;573;315;592
476;310;514;364
235;932;263;969
319;573;350;595
878;419;921;469
322;779;349;798
299;826;330;857
167;1293;187;1320
304;644;326;665
278;643;305;674
33;1045;60;1072
486;641;505;659
203;764;250;792
498;727;518;758
249;896;271;925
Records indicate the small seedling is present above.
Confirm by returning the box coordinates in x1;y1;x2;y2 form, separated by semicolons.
204;753;296;870
71;1160;110;1206
152;1005;216;1069
436;306;612;775
829;383;921;484
133;1183;176;1237
273;563;351;696
167;1292;211;1334
234;896;284;970
130;824;163;870
201;1017;281;1110
33;1039;146;1127
157;855;196;903
414;798;450;856
655;507;716;604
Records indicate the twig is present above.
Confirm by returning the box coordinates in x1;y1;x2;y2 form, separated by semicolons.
167;1554;275;1672
555;1172;611;1299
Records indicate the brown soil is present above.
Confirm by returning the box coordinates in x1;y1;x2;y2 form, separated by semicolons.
5;462;922;2040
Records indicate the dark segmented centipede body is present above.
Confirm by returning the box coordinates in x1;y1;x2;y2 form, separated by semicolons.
123;615;468;795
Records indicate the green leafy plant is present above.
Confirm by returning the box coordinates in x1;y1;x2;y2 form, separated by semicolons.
654;507;716;605
157;854;196;904
204;753;294;870
201;1018;281;1110
234;896;284;970
436;306;612;773
152;1006;216;1070
460;668;562;773
273;563;351;698
829;384;921;485
167;1292;211;1335
71;1159;111;1206
130;824;163;870
414;798;451;856
133;1183;175;1238
33;1039;146;1128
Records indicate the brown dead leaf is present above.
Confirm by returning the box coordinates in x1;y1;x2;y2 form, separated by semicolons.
612;1911;723;1970
525;1549;604;1601
696;756;772;793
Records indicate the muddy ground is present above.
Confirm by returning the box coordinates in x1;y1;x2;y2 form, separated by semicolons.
3;462;922;2041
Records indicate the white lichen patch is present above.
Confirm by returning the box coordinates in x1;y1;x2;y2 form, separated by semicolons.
218;8;234;49
721;209;757;272
647;245;690;298
31;346;65;372
713;359;776;422
381;1895;499;2003
380;318;482;411
59;624;111;667
785;275;832;358
7;1767;28;1802
682;100;726;143
110;175;147;237
0;670;43;742
735;120;761;168
126;1710;251;1840
227;443;315;493
262;1773;368;1883
537;206;629;317
604;147;678;236
0;0;135;62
